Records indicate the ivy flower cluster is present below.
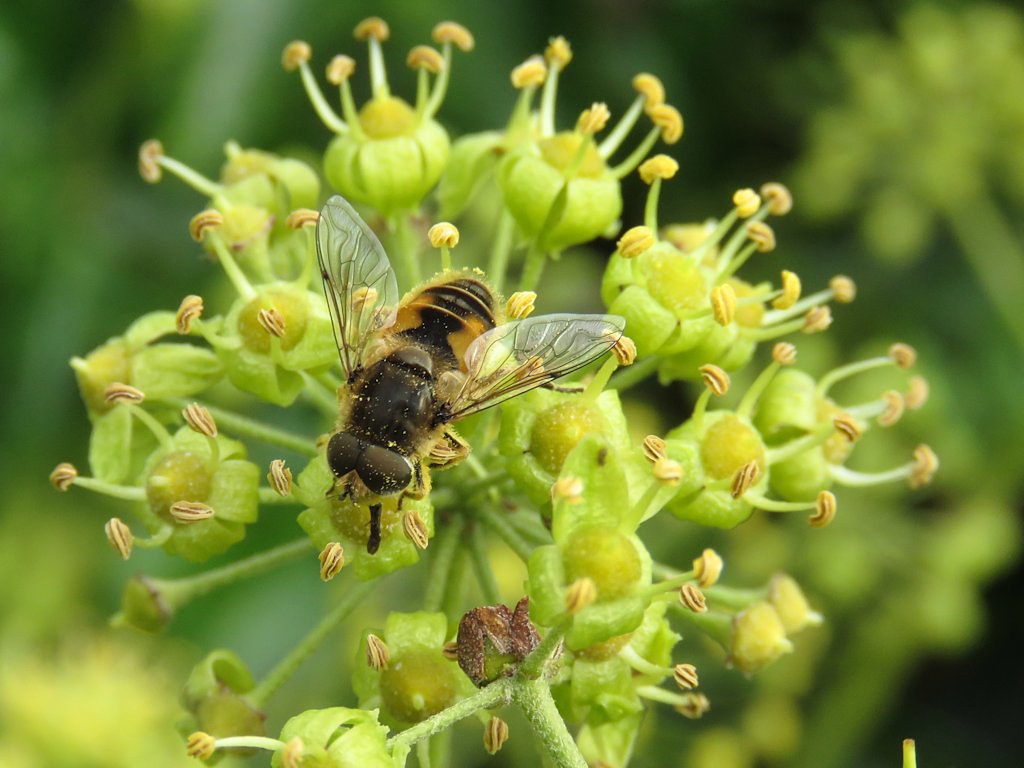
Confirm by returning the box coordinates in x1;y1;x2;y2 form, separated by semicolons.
51;17;935;768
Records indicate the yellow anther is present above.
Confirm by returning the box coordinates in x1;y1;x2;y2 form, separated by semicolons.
612;334;638;366
692;548;723;588
616;225;655;258
565;577;597;615
759;182;793;215
428;221;460;248
832;413;863;442
432;21;475;52
675;692;711;719
138;139;164;183
772;270;801;310
802;305;833;333
258;307;286;338
905;375;929;410
545;36;572;69
182;402;217;438
442;641;459;661
483;716;509;755
830;274;857;303
354;17;390;42
286;209;319;229
267;459;293;497
407;45;443;74
551;475;584;505
189;209;224;242
699;364;730;396
878;390;905;427
632;72;665;109
653;457;683;486
577;102;611;135
506;291;537;320
104;382;145;405
511;56;547;89
282;40;312;72
732;188;761;218
648;103;684;144
910;444;939;489
186;731;216;761
176;294;203;334
730;460;760;498
104;517;133;560
746;221;776;253
366;633;390;671
679;583;707;613
319;542;345;581
402;510;430;550
49;462;78;492
673;663;699;690
326;54;356;84
710;283;737;326
772;341;797;365
281;737;304;768
889;342;917;370
169;501;215;523
642;435;667;464
638;154;679;184
809;490;837;528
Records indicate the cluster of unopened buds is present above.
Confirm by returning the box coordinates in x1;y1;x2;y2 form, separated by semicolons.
51;16;936;768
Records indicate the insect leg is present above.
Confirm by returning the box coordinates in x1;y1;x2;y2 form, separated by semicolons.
367;503;382;554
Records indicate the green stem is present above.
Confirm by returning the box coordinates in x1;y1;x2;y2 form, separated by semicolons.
607;355;659;391
487;210;516;292
300;370;339;417
166;399;318;457
416;738;432;768
258;488;301;505
478;506;535;563
70;476;147;502
469;524;502;605
423;520;462;612
519;244;548;293
512;677;587;768
247;578;376;708
155;539;312;611
518;618;569;681
390;213;422;292
387;678;513;752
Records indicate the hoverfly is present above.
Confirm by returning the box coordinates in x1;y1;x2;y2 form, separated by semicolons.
316;196;625;553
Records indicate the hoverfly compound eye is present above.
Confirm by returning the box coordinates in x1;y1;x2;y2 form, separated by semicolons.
327;432;363;478
357;446;414;496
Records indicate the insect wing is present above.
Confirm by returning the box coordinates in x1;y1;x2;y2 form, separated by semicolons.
445;313;626;420
316;195;399;377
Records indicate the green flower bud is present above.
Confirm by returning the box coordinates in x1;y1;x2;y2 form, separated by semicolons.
272;707;400;768
499;388;631;507
728;601;793;675
143;427;260;562
112;574;173;633
437;131;504;218
325;97;449;215
496;134;622;251
295;454;434;580
353;612;471;726
180;649;265;746
213;284;337;406
577;713;644;768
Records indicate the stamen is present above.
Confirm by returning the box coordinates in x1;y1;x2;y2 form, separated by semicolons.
699;364;731;396
638;154;679;185
176;294;204;334
730;460;760;498
675;692;711;719
49;462;78;491
773;341;797;365
281;738;304;768
169;501;215;523
544;36;573;70
325;54;356;85
809;490;837;528
673;663;699;690
402;510;430;549
679;583;707;613
432;21;475;52
186;732;216;761
138;139;164;183
104;382;145;405
759;182;793;215
889;342;917;370
182;402;218;438
442;641;459;661
612;334;638;366
366;632;390;671
710;284;737;326
653;457;683;486
802;305;833;334
510;56;547;89
428;221;459;248
732;188;761;218
484;716;509;755
832;413;863;443
565;577;597;614
910;444;938;489
319;541;345;581
905;375;929;410
642;435;667;464
648;103;684;144
281;40;312;72
283;41;348;134
772;270;801;310
104;517;133;560
633;72;665;109
551;476;584;504
878;390;905;427
188;209;224;241
267;459;292;496
829;275;857;303
539;37;572;137
258;307;286;338
692;548;723;588
138;140;221;195
576;102;611;136
746;221;776;253
407;45;443;75
506;291;537;319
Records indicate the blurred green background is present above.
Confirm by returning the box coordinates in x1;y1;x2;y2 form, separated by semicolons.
2;0;1022;766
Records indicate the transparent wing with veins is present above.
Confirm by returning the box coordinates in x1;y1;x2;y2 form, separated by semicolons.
316;195;399;379
443;313;626;422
